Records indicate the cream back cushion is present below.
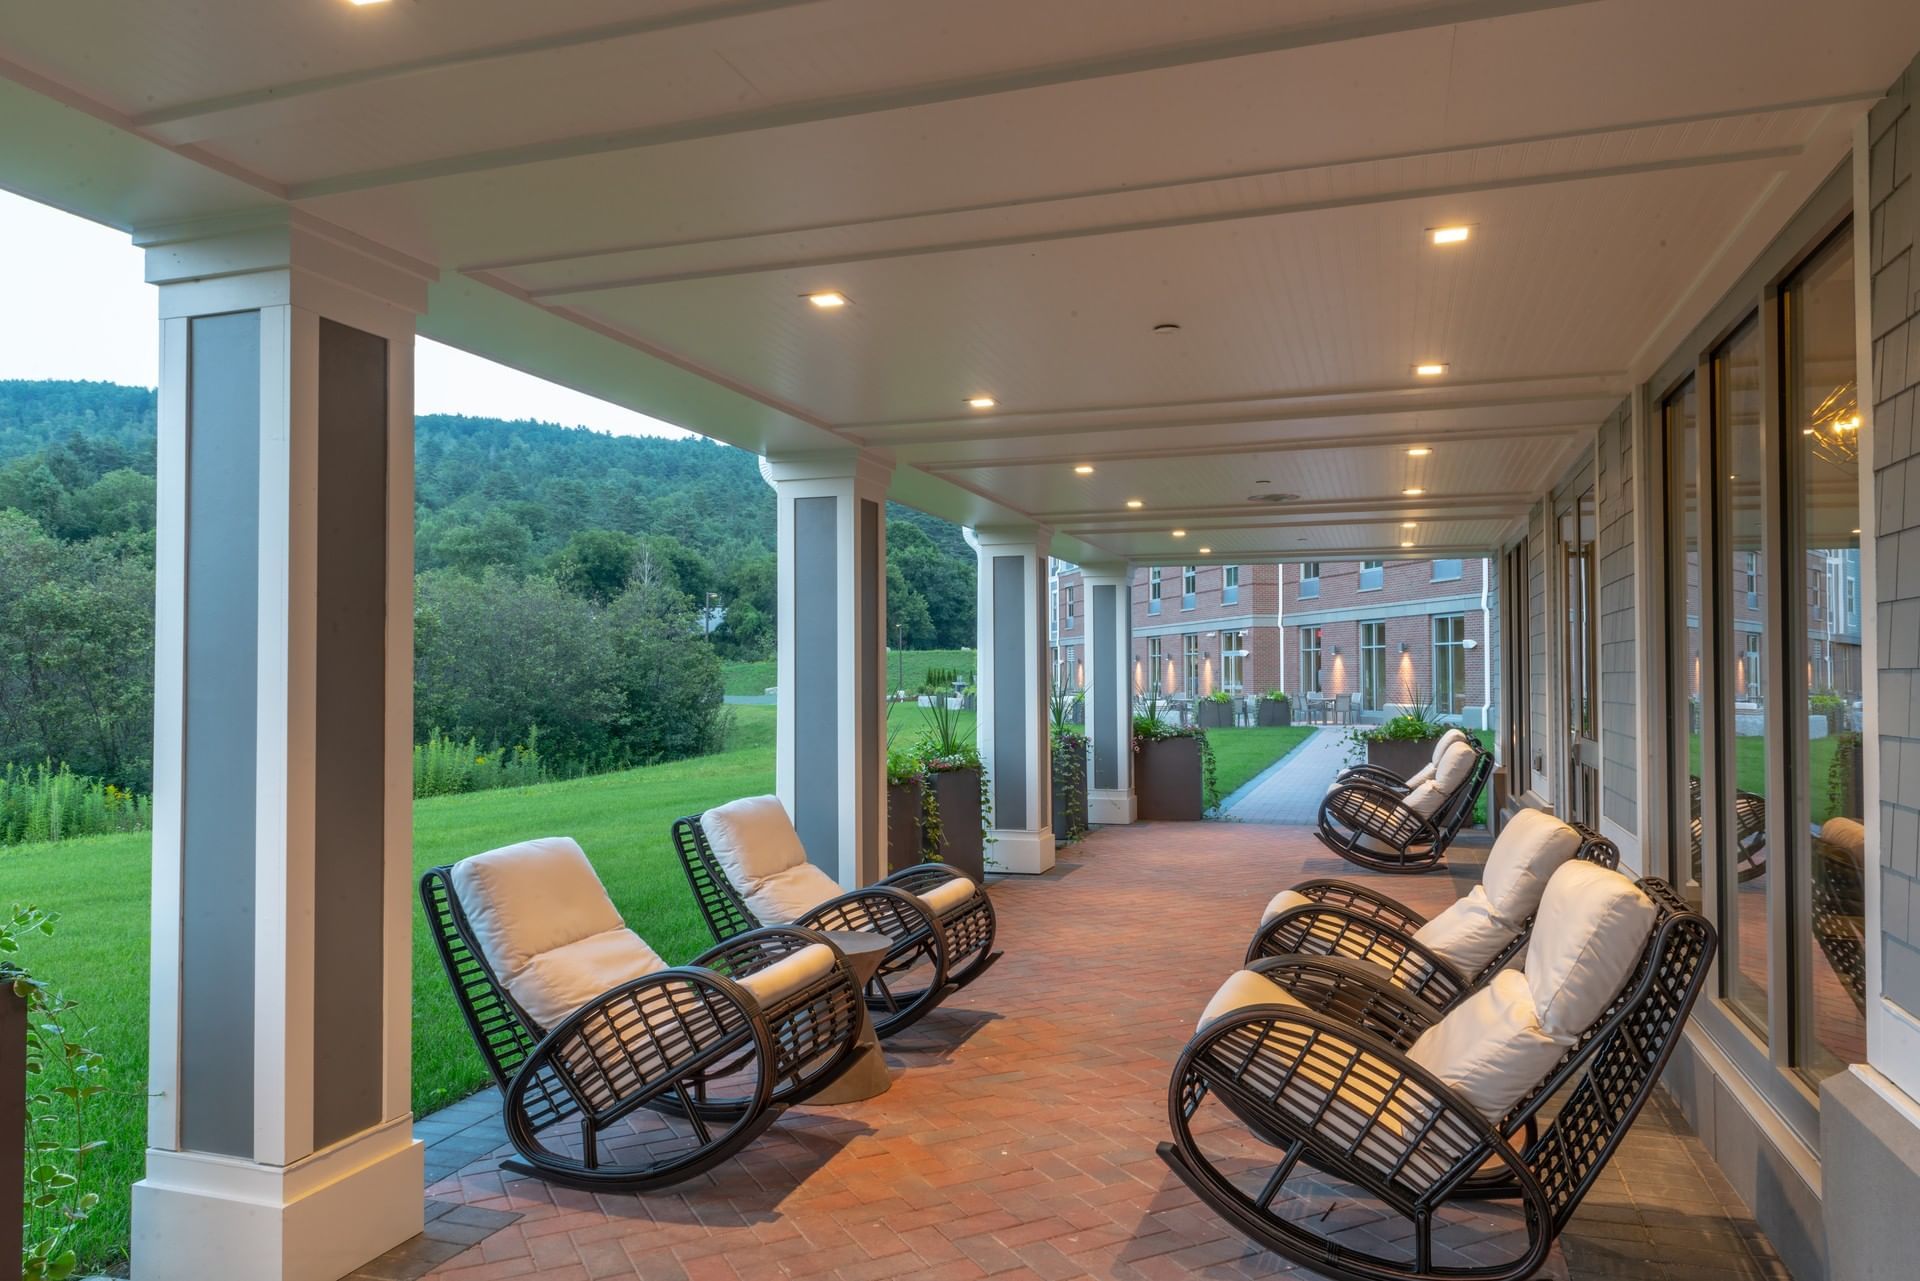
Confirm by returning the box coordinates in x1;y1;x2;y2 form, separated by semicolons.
1431;727;1469;765
1480;808;1583;924
1407;969;1564;1121
1524;862;1657;1040
703;795;807;883
743;862;846;924
1430;740;1479;796
1410;886;1515;976
513;929;666;1030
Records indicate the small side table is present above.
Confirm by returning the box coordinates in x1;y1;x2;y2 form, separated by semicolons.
806;929;895;1104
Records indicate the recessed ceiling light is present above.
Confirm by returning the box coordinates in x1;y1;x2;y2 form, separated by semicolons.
1073;464;1094;475
1804;428;1816;435
1172;529;1187;538
1126;499;1144;509
1429;225;1471;246
1402;521;1418;529
349;0;390;5
1198;546;1213;554
1852;528;1863;535
1407;447;1432;457
1401;540;1416;548
966;395;997;409
1414;363;1449;377
805;291;847;308
1403;487;1426;496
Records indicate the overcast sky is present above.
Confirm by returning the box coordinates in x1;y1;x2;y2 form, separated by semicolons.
0;188;687;439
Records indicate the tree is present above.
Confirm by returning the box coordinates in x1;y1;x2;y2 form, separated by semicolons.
424;509;534;577
550;529;640;604
889;520;975;647
606;574;727;764
886;561;935;649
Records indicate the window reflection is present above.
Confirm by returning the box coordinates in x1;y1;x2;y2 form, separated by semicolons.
1666;379;1702;906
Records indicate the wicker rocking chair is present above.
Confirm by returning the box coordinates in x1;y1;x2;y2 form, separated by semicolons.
1317;740;1493;874
674;796;999;1039
1687;776;1769;883
421;837;865;1192
1332;728;1471;794
1162;864;1715;1281
1811;816;1867;1013
1248;810;1619;1016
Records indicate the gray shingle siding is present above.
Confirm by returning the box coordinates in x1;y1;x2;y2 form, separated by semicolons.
1872;53;1920;1014
1598;399;1639;834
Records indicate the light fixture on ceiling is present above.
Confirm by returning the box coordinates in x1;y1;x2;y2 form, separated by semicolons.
1198;546;1213;554
348;0;390;5
1126;498;1144;509
804;291;847;309
1402;521;1418;529
1429;225;1471;246
1172;529;1187;538
1401;540;1415;548
1414;363;1449;377
1853;528;1863;535
1407;447;1432;457
1073;464;1094;475
966;395;997;409
1804;427;1817;435
1403;487;1426;496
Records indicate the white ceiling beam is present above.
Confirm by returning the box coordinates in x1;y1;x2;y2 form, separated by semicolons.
286;0;1601;197
1050;494;1538;527
522;146;1803;295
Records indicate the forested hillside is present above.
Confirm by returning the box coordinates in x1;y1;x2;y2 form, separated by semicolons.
0;380;976;801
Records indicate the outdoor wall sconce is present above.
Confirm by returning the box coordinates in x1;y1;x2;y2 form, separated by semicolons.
1400;642;1411;653
1332;646;1342;655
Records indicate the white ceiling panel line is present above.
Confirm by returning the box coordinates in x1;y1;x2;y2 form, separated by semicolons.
1052;495;1541;525
453;93;1870;278
281;0;1599;199
521;146;1805;296
133;0;826;141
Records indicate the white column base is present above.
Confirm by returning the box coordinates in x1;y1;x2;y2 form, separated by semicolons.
133;1117;424;1281
990;828;1056;874
1090;788;1137;825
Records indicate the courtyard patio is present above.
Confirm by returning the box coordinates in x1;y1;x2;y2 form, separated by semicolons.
362;820;1788;1281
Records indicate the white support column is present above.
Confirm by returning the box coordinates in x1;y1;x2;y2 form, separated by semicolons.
1081;563;1137;825
133;210;432;1281
971;526;1055;873
763;451;892;889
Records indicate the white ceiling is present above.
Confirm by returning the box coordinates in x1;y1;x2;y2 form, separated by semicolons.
3;0;1916;564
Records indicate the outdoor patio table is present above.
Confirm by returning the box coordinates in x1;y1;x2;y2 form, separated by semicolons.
806;929;897;1103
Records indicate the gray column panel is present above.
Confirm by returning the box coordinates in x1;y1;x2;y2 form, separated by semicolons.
180;310;261;1158
1092;585;1118;790
312;319;389;1147
859;499;881;872
992;555;1027;825
793;496;839;872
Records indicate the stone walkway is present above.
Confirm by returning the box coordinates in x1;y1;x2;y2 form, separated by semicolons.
1222;728;1352;823
368;822;1788;1281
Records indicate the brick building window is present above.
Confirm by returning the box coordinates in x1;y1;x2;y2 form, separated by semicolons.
1743;551;1760;609
1300;563;1320;599
1222;630;1246;692
1064;584;1075;629
1300;626;1323;694
1433;613;1468;714
1222;565;1240;605
1431;559;1463;582
1360;621;1387;709
1149;567;1162;615
1182;565;1197;610
1183;633;1201;695
1148;636;1163;694
1359;560;1384;591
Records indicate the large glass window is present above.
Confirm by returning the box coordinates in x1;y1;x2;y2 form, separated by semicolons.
1063;584;1075;630
1433;614;1468;715
1431;559;1463;583
1714;314;1769;1037
1300;563;1320;599
1360;621;1387;710
1147;637;1164;695
1784;228;1864;1083
1148;567;1162;615
1222;630;1246;693
1358;560;1384;591
1301;627;1323;694
1665;378;1702;905
1183;633;1201;697
1223;565;1240;605
1182;565;1197;610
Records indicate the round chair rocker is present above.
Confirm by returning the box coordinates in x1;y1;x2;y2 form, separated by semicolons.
1160;862;1715;1281
1316;738;1493;874
673;795;1000;1039
1248;809;1619;1016
421;836;865;1192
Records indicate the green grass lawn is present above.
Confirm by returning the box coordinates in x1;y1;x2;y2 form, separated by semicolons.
6;694;1298;1270
1204;725;1316;800
724;648;977;696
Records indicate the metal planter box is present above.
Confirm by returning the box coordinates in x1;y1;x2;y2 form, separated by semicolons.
1365;737;1440;781
1256;699;1292;727
887;780;926;874
1135;736;1205;821
927;767;986;882
1197;700;1236;729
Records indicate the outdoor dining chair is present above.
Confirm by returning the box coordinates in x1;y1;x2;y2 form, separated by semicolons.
1248;809;1618;1015
420;836;865;1191
674;795;999;1038
1161;861;1715;1281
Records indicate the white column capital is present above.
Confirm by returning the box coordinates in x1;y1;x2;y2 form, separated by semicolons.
1078;561;1134;586
969;523;1053;554
761;449;894;497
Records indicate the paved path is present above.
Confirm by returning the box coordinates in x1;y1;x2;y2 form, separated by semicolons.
1223;726;1353;823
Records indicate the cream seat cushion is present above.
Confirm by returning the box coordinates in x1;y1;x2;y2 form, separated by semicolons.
737;942;837;1009
1199;968;1309;1030
1261;888;1313;924
702;795;846;923
450;837;668;1030
1407;808;1583;975
916;875;979;916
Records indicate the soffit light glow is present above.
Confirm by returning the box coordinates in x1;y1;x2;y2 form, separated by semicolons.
1402;540;1415;548
1074;464;1095;475
1172;529;1187;538
349;0;390;5
1407;447;1432;457
1126;499;1144;509
1414;363;1449;377
1198;546;1213;554
1429;225;1471;245
966;395;997;409
805;291;847;308
1402;521;1417;529
1403;487;1426;496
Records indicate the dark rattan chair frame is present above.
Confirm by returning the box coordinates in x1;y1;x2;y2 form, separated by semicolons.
1160;877;1716;1281
1315;746;1494;874
1811;832;1867;1013
421;865;864;1192
672;815;1000;1038
1246;825;1621;1016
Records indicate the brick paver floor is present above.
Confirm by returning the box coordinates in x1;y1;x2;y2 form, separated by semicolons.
384;822;1789;1281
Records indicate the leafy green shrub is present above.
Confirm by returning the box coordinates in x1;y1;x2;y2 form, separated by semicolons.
1261;689;1290;704
0;764;149;847
412;728;551;798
